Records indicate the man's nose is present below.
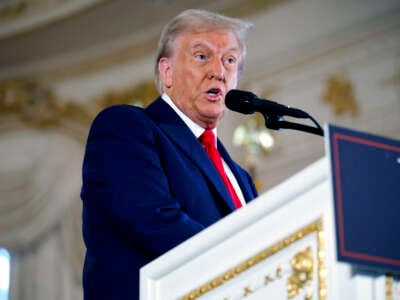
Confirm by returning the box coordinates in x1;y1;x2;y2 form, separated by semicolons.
208;58;225;81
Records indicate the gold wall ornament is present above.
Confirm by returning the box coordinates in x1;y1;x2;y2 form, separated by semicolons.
0;78;92;128
0;78;159;131
179;219;326;300
287;247;314;298
321;74;358;115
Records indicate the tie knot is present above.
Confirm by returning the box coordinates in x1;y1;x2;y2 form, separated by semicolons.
199;129;216;148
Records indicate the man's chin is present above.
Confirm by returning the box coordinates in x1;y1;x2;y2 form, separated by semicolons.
200;111;226;127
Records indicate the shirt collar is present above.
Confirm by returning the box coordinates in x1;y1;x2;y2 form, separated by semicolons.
161;93;217;141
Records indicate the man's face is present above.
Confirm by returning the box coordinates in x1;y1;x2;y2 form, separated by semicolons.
159;29;241;129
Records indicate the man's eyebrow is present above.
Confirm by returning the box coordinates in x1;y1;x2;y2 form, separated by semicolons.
191;42;208;50
190;42;240;53
227;47;240;53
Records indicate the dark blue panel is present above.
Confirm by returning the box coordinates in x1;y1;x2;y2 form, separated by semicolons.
327;124;400;273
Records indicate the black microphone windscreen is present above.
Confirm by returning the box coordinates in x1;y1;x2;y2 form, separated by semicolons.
225;89;256;114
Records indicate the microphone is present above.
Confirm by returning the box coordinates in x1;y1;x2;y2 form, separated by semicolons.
225;89;309;118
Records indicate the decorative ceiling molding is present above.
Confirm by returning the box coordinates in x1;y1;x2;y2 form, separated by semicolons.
0;1;27;20
1;0;290;82
0;0;109;39
220;0;291;19
37;36;160;82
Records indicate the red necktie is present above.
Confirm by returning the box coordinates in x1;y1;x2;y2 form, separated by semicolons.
199;129;243;209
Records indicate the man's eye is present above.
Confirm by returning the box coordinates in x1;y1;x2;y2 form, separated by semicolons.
225;57;236;65
195;54;207;60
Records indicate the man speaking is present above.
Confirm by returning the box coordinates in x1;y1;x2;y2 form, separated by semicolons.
81;9;258;299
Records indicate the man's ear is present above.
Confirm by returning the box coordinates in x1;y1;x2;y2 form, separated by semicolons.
158;57;172;89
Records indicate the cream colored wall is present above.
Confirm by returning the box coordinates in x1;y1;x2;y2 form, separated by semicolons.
0;0;399;299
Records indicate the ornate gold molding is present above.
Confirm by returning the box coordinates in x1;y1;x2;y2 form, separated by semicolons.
287;247;314;298
0;78;92;128
321;74;358;115
386;275;394;300
179;219;326;300
386;274;400;300
0;78;158;139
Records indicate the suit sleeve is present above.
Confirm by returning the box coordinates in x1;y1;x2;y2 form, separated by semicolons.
81;105;204;257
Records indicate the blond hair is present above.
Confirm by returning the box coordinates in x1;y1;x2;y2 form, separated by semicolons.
154;9;253;93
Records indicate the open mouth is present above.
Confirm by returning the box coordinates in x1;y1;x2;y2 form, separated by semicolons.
206;88;222;98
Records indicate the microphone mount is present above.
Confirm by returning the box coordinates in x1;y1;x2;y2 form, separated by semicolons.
262;112;324;137
225;89;324;137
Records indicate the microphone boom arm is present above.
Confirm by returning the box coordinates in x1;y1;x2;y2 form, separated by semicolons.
262;112;324;136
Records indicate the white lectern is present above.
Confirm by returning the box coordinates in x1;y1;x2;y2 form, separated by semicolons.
140;125;398;299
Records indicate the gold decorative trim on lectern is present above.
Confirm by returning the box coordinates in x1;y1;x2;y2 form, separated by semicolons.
386;275;400;300
179;219;326;300
386;276;393;300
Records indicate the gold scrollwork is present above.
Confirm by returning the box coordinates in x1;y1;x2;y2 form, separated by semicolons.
179;219;325;300
276;266;283;278
264;274;274;285
0;78;92;128
0;78;158;131
287;247;314;298
305;289;314;300
386;276;394;300
243;286;253;296
385;274;400;300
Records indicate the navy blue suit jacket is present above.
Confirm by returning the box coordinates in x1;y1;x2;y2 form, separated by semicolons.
81;98;258;299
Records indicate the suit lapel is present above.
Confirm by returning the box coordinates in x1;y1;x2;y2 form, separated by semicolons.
145;98;236;211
